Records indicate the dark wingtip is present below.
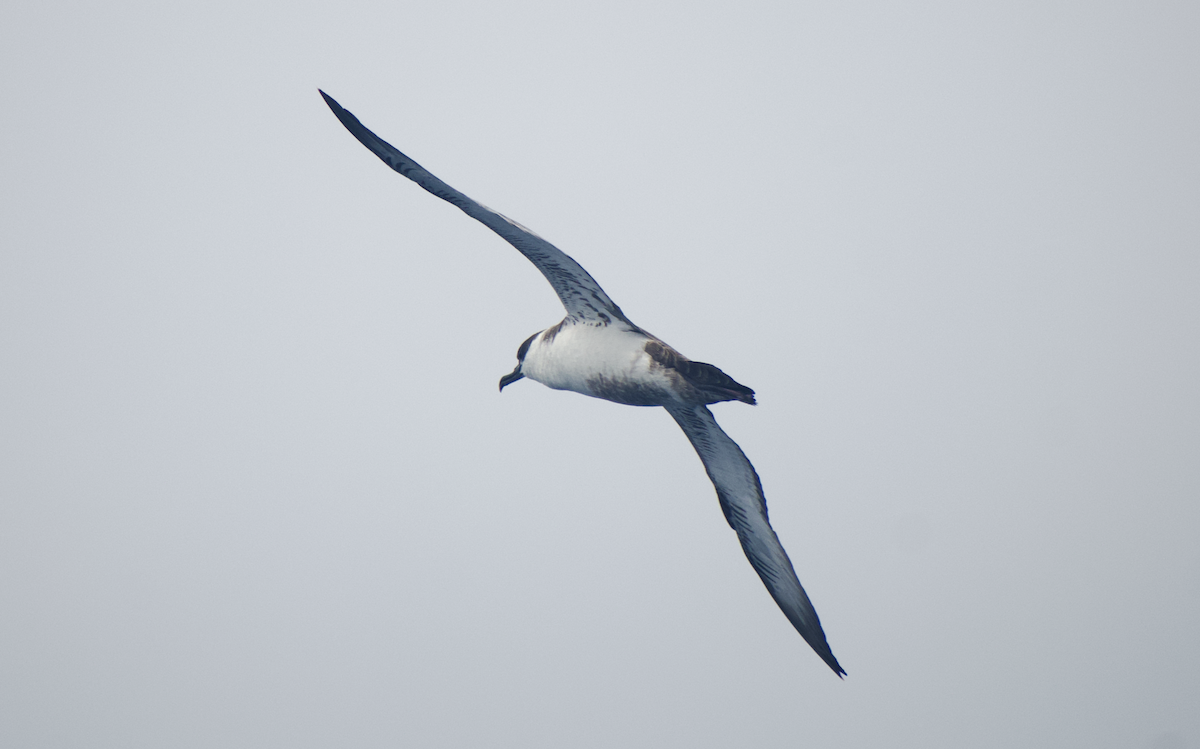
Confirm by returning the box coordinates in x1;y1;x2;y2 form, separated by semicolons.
821;649;847;678
319;90;351;122
803;626;845;677
316;89;403;173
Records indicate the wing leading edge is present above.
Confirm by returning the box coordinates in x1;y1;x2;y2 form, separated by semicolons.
665;403;845;676
320;90;627;326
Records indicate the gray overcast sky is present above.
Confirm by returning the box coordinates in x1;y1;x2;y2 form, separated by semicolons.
2;1;1198;747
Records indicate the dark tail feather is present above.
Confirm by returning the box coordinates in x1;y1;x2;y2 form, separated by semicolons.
678;360;756;405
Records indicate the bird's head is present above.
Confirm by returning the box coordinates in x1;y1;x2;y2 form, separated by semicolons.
498;331;539;392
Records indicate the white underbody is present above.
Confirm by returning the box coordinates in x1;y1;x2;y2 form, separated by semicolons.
520;321;682;407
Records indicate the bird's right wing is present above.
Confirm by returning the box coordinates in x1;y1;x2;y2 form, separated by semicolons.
320;90;629;326
665;403;845;676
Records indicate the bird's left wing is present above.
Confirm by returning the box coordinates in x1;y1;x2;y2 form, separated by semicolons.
665;403;846;677
320;90;628;326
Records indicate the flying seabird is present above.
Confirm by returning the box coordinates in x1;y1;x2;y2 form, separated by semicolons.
320;90;846;677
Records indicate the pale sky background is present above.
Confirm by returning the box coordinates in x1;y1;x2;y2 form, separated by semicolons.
2;1;1198;747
